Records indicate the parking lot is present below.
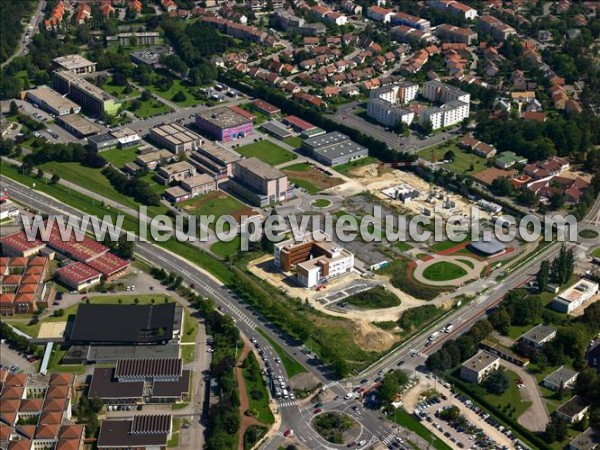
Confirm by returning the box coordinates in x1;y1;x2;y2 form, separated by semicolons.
411;380;516;449
0;342;37;374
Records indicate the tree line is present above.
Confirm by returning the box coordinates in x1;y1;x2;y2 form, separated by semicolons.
102;166;161;207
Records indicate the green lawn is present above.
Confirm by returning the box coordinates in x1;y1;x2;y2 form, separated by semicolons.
101;147;140;168
38;161;167;217
242;352;275;424
593;247;600;258
145;78;206;107
430;235;470;252
124;98;173;119
236;140;297;166
283;136;302;148
417;143;486;175
334;157;378;176
311;199;331;208
167;418;180;448
422;261;468;281
344;286;401;309
101;80;140;99
394;242;412;252
179;191;246;225
289;177;320;194
181;308;198;344
211;236;242;258
256;328;307;378
487;370;532;419
284;162;311;171
580;229;599;239
390;409;452;450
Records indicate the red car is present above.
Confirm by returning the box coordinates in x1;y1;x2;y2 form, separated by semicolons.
314;408;322;414
283;429;294;437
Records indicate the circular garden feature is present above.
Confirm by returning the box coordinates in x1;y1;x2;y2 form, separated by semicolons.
580;229;599;240
312;199;332;208
422;261;468;282
312;412;360;445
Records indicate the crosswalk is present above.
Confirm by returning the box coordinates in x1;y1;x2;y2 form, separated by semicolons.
321;381;339;390
381;433;396;445
277;400;298;408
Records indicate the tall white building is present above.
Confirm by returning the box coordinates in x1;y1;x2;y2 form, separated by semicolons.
419;81;470;130
551;279;599;314
422;80;470;104
366;82;418;126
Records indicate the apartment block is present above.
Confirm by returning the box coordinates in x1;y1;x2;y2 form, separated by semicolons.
434;23;478;44
390;11;431;30
422;80;471;103
427;0;478;20
460;351;500;383
53;71;121;116
52;55;97;74
478;15;516;41
420;100;469;130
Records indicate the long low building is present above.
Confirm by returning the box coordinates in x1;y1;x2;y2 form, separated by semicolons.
149;123;203;154
551;279;599;314
25;86;81;116
301;131;368;166
53;70;121;116
56;113;102;138
97;415;173;449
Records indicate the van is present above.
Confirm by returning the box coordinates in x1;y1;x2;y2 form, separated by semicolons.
283;389;289;399
444;324;454;333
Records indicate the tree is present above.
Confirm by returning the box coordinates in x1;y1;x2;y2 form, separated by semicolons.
378;370;409;403
172;91;187;102
421;120;433;137
117;233;134;259
489;308;511;335
517;187;538;207
544;413;568;443
490;177;513;196
549;193;565;211
536;260;550;293
9;100;18;116
50;174;60;185
141;90;152;102
484;368;509;394
443;150;456;162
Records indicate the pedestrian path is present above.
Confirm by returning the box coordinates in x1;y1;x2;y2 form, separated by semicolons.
321;381;339;390
277;400;298;408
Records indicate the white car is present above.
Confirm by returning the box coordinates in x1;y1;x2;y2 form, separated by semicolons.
344;392;354;400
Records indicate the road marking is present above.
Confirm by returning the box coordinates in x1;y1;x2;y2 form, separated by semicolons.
321;381;339;390
381;433;396;445
277;400;298;408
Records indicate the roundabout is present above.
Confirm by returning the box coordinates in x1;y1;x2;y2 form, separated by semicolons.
413;255;486;287
311;198;332;208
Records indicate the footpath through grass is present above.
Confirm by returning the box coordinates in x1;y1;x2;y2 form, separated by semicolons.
256;328;307;378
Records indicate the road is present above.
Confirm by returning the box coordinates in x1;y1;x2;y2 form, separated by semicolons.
2;173;598;449
1;0;46;69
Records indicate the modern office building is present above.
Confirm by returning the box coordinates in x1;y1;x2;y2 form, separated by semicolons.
229;157;292;206
53;70;121;116
551;279;599;314
274;232;355;288
460;350;500;383
149;123;203;154
189;141;241;180
52;54;97;74
195;107;253;142
25;86;81;116
301;131;369;166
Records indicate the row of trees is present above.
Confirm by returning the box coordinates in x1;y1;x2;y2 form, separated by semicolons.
0;0;37;63
102;166;161;206
536;246;575;292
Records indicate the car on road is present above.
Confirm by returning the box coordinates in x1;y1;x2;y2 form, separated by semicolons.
357;440;366;447
283;429;293;437
314;402;323;408
314;408;322;414
344;392;354;400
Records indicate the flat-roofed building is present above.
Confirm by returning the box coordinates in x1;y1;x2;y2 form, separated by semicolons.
543;366;578;391
111;127;141;149
420;100;469;130
180;174;217;197
25;86;81;116
110;31;160;46
135;149;175;170
260;121;292;140
189;141;241;180
552;279;599;314
53;55;97;74
195;107;253;142
149;123;203;154
518;324;556;349
97;415;172;449
155;161;196;185
460;350;500;383
130;46;172;68
229;157;292;206
367;98;415;127
55;114;102;138
274;232;354;288
301;131;368;166
163;186;190;203
53;71;121;116
568;428;600;450
423;80;470;104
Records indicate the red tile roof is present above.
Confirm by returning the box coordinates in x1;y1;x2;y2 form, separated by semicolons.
55;262;102;286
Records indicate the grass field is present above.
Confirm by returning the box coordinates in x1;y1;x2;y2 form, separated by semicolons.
283;136;302;148
417;143;486;175
311;199;331;208
290;177;320;194
486;370;532;419
334;157;378;176
101;147;139;168
344;286;401;309
101;80;139;99
124;98;173;119
422;261;468;281
236;140;297;166
179;191;245;225
394;241;412;252
145;78;205;107
430;235;470;252
593;247;600;258
242;352;275;424
580;229;599;239
256;328;307;378
283;162;311;171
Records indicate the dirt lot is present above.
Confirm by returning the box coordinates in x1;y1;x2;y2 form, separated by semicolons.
354;319;400;352
284;166;345;191
343;164;491;221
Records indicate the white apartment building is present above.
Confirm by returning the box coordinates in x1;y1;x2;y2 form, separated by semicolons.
367;99;415;127
422;80;470;104
427;0;478;20
460;351;500;383
370;82;419;104
367;5;394;23
420;100;469;130
551;279;599;314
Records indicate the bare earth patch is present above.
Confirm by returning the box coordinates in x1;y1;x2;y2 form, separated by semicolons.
353;319;399;352
284;167;344;191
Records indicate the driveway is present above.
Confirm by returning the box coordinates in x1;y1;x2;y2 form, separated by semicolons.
499;360;549;432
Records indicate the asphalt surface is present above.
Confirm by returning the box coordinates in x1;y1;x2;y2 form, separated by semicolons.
1;0;46;69
2;174;598;450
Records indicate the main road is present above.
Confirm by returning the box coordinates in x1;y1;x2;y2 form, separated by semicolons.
1;0;46;69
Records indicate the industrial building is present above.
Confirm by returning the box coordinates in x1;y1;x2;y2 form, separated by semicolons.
274;232;355;288
53;70;121;116
301;131;368;166
149;123;203;154
229;157;292;206
189;141;241;180
97;415;173;449
52;54;97;74
551;279;599;314
25;86;81;116
460;350;500;383
195;107;253;142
